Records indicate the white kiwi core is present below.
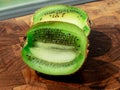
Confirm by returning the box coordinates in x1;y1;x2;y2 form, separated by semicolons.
30;42;78;63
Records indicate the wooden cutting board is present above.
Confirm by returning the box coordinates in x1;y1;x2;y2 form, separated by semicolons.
0;0;120;90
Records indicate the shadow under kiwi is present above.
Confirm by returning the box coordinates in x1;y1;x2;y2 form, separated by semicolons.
88;30;112;57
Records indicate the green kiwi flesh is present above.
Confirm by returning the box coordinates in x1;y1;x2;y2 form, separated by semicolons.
22;21;87;75
33;5;90;36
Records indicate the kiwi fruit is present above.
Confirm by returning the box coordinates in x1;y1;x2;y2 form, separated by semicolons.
32;5;91;36
22;21;88;75
21;5;90;76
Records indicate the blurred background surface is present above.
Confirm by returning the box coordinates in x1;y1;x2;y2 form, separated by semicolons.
0;0;96;20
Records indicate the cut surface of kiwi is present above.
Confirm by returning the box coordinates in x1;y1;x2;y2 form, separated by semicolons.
33;5;90;36
22;21;87;75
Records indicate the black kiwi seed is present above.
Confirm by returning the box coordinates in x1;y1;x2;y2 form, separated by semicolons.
78;45;80;47
39;18;42;20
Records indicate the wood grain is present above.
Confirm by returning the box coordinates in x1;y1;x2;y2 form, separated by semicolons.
0;0;120;90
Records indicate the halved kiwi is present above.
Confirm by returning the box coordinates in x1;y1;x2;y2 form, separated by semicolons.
22;21;88;75
32;5;91;36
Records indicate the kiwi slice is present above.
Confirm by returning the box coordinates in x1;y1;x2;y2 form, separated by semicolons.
32;5;91;36
22;21;88;75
